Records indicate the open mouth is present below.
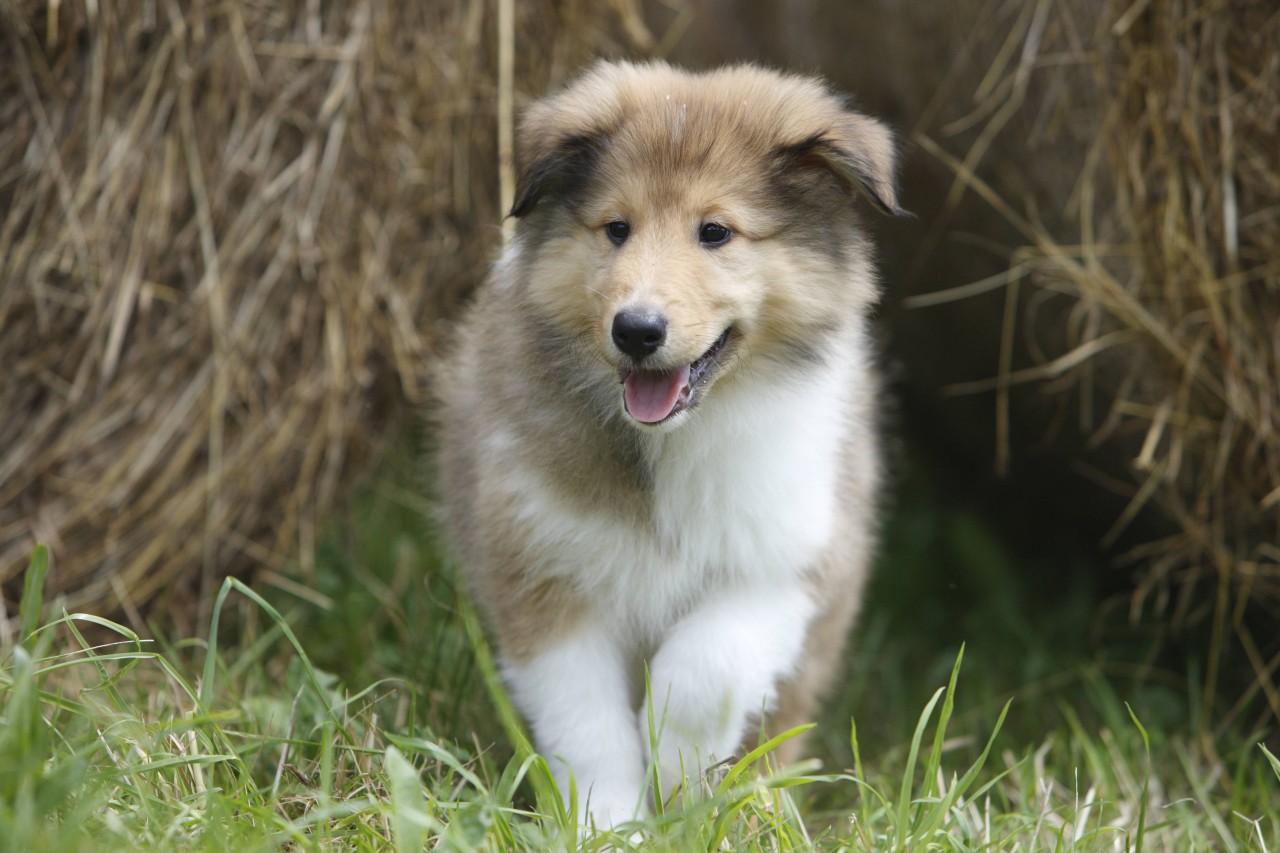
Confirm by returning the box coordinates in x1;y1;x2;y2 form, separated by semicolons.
621;328;732;425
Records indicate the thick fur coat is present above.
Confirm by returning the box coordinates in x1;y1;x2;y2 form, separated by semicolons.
436;60;902;827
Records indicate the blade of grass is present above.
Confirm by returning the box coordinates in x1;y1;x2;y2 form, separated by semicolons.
1175;740;1237;851
709;791;764;848
850;715;888;836
1125;702;1151;853
1261;744;1280;784
717;724;814;793
385;733;487;792
916;698;1013;840
61;609;134;713
644;665;666;820
897;684;946;842
18;544;49;648
496;751;543;809
709;760;820;849
201;577;351;740
924;644;965;799
43;611;140;643
385;745;432;853
705;726;816;849
200;576;236;707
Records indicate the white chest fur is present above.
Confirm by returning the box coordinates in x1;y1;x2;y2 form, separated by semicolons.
650;350;855;585
501;333;864;643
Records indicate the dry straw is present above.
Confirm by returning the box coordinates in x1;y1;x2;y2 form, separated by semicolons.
921;0;1279;722
0;0;646;626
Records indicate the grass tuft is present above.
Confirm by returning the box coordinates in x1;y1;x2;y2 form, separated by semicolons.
18;544;48;649
2;538;1276;850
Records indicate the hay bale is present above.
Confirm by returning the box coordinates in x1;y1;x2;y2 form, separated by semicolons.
1023;3;1277;592
951;0;1280;693
0;0;641;623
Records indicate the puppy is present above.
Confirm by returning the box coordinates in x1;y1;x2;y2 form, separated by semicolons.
436;60;902;828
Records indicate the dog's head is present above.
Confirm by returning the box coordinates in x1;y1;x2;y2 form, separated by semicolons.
508;61;904;429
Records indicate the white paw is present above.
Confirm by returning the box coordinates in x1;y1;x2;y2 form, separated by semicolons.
642;669;743;798
579;784;644;833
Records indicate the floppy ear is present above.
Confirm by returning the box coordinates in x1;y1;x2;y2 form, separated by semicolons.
509;66;623;218
509;129;607;218
788;112;910;217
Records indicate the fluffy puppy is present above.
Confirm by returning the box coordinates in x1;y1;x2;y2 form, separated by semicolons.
436;60;903;828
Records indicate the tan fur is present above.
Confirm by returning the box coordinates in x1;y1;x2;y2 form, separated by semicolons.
436;60;899;770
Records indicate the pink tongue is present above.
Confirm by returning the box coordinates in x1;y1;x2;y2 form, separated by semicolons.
623;364;691;423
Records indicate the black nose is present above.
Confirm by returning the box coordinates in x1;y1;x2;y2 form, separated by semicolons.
611;309;667;360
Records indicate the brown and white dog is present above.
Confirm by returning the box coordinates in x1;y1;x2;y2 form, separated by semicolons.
436;61;903;828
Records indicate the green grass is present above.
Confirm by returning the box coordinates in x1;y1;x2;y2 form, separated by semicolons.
2;472;1278;850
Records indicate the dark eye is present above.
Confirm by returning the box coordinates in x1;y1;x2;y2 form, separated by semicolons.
606;220;631;245
699;222;732;247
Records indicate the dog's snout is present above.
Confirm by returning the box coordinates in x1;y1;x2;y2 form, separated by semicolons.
611;309;667;360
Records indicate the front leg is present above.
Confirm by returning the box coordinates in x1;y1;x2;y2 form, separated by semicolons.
641;582;817;795
503;622;645;828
